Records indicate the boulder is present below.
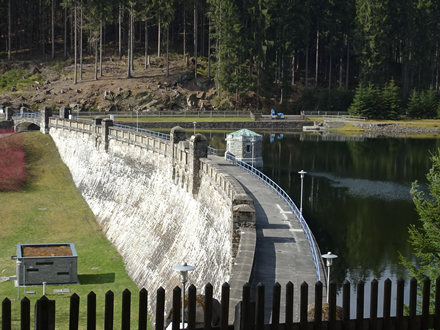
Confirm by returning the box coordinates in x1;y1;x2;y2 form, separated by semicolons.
187;93;199;108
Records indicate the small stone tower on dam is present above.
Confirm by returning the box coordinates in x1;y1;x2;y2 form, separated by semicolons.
48;115;256;321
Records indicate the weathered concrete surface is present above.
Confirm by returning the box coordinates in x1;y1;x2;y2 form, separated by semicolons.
50;127;236;323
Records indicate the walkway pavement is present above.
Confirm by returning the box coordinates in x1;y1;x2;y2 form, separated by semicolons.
208;156;324;323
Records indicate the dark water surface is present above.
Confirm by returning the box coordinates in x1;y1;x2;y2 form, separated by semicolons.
206;131;440;314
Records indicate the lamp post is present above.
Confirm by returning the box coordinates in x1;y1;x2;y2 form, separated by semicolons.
251;137;256;167
298;170;307;215
193;121;197;135
172;262;196;329
322;252;338;303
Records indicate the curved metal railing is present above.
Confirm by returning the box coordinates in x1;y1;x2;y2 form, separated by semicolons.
208;146;226;156
224;152;322;281
114;123;171;141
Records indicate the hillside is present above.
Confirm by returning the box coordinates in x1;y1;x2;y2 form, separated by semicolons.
0;52;260;114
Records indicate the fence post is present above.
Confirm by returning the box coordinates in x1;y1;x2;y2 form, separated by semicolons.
369;279;378;330
2;298;11;330
221;283;230;330
329;280;337;330
104;290;114;330
241;283;251;330
139;288;148;330
285;282;294;330
383;279;391;330
188;285;197;330
271;282;281;330
396;278;404;330
156;287;165;330
121;289;131;330
35;296;55;330
422;277;430;330
436;277;440;330
204;283;213;330
314;281;323;329
356;281;364;330
300;282;308;330
87;291;96;330
409;277;417;330
69;293;80;330
172;286;181;330
20;297;30;330
255;283;265;330
342;280;350;330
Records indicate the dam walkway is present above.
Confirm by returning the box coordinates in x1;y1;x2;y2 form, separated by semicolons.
208;155;325;323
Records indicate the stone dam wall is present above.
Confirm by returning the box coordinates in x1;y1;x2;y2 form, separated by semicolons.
48;118;256;323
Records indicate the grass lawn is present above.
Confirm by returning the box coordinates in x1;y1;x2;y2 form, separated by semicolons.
0;132;144;329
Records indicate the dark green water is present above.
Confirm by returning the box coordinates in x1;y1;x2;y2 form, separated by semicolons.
206;131;440;311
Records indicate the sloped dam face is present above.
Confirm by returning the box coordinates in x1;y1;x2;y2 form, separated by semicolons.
50;127;234;319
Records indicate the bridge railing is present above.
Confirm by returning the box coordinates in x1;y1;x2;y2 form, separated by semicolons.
208;146;226;156
223;152;322;282
17;112;41;119
114;123;171;141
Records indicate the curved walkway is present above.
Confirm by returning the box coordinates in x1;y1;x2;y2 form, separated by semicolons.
208;155;325;323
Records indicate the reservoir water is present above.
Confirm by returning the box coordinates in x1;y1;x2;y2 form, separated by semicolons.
206;131;440;315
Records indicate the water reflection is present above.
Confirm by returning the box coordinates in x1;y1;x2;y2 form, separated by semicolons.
206;131;440;315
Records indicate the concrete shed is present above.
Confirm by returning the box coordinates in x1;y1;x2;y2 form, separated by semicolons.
226;129;263;168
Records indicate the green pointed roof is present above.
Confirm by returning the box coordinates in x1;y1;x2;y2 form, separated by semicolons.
228;129;261;137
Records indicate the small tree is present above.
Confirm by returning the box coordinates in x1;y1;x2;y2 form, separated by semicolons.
400;149;440;312
381;80;401;120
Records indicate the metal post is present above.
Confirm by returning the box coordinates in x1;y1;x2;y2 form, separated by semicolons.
173;262;195;329
322;252;338;304
193;121;197;135
251;137;255;168
298;170;307;215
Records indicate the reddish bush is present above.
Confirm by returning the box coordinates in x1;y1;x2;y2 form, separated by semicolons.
0;130;26;191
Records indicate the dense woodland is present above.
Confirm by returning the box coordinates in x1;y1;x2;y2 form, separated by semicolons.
2;0;440;116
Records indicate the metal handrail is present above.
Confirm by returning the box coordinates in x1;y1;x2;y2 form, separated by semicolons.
19;112;41;119
224;152;321;281
114;123;171;141
208;146;226;156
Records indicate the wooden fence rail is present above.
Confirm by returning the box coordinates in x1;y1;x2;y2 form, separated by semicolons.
2;277;440;330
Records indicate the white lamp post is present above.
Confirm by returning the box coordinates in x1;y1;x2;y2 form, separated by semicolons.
193;121;197;135
251;137;256;167
298;170;307;215
172;262;195;329
322;252;338;303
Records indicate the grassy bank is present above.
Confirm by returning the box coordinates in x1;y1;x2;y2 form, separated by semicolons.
0;132;142;329
81;116;253;123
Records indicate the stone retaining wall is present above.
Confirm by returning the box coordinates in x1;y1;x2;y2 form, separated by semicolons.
49;117;256;324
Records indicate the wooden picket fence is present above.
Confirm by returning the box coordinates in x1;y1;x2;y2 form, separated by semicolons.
2;277;440;330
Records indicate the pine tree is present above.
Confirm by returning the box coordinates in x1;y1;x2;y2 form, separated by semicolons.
400;149;440;313
381;80;401;120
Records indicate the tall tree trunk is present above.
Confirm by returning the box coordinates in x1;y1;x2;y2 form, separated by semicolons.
42;0;45;55
345;36;349;90
74;2;77;85
99;22;102;77
305;46;309;88
64;5;67;57
207;17;211;79
119;2;122;60
80;3;83;80
328;54;332;91
94;40;98;80
339;53;343;89
183;0;186;56
131;9;134;71
166;28;169;77
8;0;11;61
145;18;148;69
157;13;161;57
291;56;295;86
194;0;198;79
52;0;55;58
315;28;319;87
127;10;132;78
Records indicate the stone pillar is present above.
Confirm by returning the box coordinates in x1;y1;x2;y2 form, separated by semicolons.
232;194;256;225
170;126;186;162
102;118;114;152
40;107;53;134
5;107;14;120
59;106;71;119
188;133;208;195
20;107;27;116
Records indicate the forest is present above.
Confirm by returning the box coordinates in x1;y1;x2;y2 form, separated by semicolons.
2;0;440;117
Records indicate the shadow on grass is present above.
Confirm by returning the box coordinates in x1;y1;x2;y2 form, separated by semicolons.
78;273;115;284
